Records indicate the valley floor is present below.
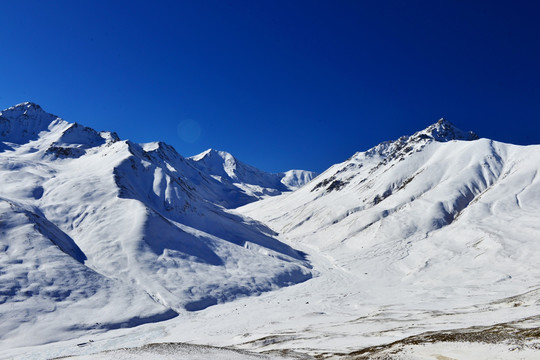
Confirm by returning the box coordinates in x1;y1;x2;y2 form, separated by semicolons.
3;235;540;360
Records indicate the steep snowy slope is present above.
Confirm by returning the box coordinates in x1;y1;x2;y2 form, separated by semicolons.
188;149;317;206
0;103;311;348
240;120;540;296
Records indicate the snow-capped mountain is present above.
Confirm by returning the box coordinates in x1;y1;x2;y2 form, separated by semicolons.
2;105;540;359
240;118;487;238
0;103;311;348
234;118;540;355
188;148;317;206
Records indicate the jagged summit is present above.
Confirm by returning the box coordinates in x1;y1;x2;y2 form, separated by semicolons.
418;118;479;142
363;118;478;159
303;118;481;196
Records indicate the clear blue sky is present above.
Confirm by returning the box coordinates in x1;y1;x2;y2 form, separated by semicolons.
1;1;539;173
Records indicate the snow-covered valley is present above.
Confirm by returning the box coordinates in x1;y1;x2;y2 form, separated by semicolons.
1;103;540;359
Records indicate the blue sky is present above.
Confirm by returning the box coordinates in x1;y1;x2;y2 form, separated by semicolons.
1;1;539;173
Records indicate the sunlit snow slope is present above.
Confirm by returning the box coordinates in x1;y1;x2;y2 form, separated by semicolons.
241;119;540;301
0;103;312;348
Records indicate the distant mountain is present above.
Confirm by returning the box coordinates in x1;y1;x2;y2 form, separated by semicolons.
188;148;317;206
0;103;311;346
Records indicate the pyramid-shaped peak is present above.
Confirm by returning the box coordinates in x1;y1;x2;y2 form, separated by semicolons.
433;117;459;130
419;118;479;142
190;148;235;162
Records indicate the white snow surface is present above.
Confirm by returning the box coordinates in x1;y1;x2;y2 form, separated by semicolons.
1;107;540;359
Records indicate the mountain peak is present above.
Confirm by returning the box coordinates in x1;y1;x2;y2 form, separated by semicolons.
418;118;479;142
1;102;63;144
363;118;478;160
198;148;220;158
1;102;51;118
187;148;316;202
189;148;239;181
17;101;41;108
190;148;234;162
437;117;450;124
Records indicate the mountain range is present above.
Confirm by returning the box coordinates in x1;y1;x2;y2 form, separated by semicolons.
0;103;314;347
1;103;540;359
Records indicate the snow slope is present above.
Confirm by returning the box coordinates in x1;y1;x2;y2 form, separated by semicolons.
0;103;311;349
0;199;176;349
241;120;540;305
